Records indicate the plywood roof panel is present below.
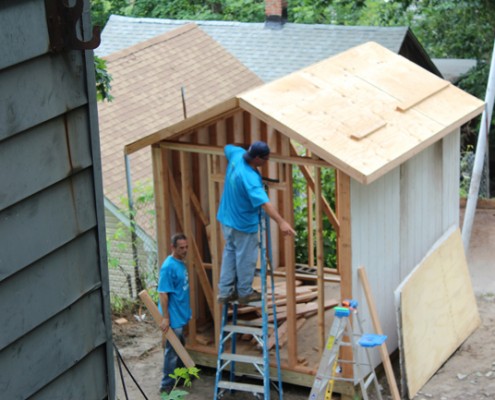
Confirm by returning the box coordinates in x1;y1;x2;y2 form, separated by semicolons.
239;42;484;184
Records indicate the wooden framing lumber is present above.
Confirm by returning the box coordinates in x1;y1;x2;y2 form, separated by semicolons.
139;290;195;368
152;145;169;265
315;166;325;352
358;266;400;400
207;155;222;349
290;142;340;233
180;152;197;343
159;141;329;168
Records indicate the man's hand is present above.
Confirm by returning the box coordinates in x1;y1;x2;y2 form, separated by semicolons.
280;220;296;236
160;317;170;333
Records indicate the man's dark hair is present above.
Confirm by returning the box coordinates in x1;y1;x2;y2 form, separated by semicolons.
171;233;187;247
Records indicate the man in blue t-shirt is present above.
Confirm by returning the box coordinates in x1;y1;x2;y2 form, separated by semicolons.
217;141;295;305
158;233;191;394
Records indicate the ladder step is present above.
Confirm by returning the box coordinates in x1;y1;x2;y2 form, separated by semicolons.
217;380;265;393
220;353;264;364
223;324;263;336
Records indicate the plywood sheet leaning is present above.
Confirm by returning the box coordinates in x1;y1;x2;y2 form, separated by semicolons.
395;227;480;398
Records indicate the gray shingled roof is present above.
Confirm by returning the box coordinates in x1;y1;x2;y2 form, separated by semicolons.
97;15;413;82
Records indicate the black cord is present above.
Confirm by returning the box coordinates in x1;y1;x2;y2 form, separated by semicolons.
115;343;129;400
113;343;150;400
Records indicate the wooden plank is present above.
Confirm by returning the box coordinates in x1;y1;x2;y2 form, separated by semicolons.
207;155;222;349
0;291;107;400
139;290;195;368
395;228;480;398
152;146;169;265
0;108;92;210
0;52;87;140
315;166;326;353
180;152;197;343
350;120;387;140
158;141;329;167
336;170;353;378
358;266;400;400
0;231;100;351
396;81;450;112
281;136;297;367
0;170;96;280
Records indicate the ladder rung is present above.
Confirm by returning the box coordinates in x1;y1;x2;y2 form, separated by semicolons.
220;353;264;364
223;325;263;336
217;380;265;393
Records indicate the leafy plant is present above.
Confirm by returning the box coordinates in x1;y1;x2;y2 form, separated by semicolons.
160;367;201;400
94;56;113;102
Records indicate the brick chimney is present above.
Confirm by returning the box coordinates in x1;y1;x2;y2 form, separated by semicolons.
265;0;287;29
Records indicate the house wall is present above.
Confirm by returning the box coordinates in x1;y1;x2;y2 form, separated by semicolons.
0;1;114;398
350;130;460;371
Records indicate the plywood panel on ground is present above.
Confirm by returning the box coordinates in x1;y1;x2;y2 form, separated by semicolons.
395;227;480;398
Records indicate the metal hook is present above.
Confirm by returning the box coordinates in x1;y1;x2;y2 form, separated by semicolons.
45;0;100;52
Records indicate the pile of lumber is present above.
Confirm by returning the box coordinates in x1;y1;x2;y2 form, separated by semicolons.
235;280;338;350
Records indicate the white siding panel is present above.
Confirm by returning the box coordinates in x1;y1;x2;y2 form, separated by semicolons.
350;168;401;369
400;142;444;279
442;129;460;230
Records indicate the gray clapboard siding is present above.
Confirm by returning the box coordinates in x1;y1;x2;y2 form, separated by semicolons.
351;168;401;369
0;169;96;280
442;129;460;230
0;290;107;400
400;141;444;277
0;0;49;70
0;231;100;351
31;348;108;400
0;107;92;210
0;51;87;140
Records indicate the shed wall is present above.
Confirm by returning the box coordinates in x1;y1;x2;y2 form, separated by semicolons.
0;1;114;398
350;130;460;369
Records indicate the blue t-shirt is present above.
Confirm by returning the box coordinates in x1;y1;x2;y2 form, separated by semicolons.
157;255;192;329
217;145;269;233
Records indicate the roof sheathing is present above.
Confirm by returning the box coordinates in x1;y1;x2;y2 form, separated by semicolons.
238;42;484;184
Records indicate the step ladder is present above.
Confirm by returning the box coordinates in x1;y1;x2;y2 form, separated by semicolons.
309;300;386;400
213;209;283;399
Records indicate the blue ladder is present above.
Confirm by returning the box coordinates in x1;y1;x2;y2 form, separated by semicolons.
213;209;283;399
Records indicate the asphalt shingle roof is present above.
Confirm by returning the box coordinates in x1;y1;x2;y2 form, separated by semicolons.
97;23;262;205
97;15;411;82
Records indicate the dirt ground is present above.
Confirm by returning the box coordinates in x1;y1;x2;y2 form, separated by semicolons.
112;209;495;400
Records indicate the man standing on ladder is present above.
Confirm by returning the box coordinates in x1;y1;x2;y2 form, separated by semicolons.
216;141;295;305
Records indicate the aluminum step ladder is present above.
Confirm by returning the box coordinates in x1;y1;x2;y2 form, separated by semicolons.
309;300;386;400
214;209;283;399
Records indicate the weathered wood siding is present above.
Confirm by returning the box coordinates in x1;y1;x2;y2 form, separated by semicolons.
0;1;114;399
350;131;460;372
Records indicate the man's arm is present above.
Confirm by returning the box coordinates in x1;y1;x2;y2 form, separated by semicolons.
262;202;296;236
159;292;170;333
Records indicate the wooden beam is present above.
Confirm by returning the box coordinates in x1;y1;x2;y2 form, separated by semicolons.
152;145;169;265
337;170;353;378
159;141;330;168
139;290;195;368
207;155;222;349
358;266;401;400
180;152;197;344
315;166;325;353
281;136;297;367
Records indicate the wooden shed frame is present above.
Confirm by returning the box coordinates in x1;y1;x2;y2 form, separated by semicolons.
125;42;484;392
